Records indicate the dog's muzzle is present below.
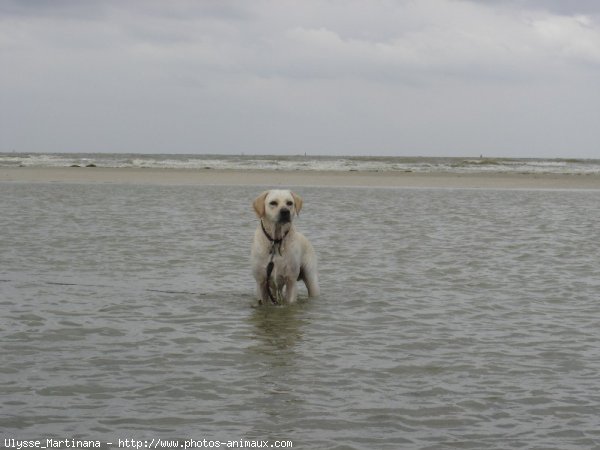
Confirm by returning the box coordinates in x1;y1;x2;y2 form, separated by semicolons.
279;208;291;223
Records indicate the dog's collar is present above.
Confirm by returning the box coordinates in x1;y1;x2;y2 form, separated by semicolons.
260;220;289;245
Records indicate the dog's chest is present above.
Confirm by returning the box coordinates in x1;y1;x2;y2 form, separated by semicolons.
269;252;293;282
256;243;298;283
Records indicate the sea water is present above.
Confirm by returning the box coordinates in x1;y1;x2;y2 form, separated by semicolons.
2;152;600;175
1;183;600;449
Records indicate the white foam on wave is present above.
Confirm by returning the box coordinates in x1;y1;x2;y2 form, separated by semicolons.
1;153;600;175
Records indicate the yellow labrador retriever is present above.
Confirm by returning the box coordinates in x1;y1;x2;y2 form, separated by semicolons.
251;189;319;304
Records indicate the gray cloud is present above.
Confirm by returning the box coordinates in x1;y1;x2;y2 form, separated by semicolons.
462;0;600;15
1;0;599;157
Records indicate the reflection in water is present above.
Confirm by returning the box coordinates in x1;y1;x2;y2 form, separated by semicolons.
248;303;309;354
245;303;312;430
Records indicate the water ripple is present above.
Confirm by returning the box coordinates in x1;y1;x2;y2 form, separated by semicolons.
1;184;600;449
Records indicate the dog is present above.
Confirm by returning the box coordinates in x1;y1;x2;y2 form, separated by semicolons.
251;189;319;304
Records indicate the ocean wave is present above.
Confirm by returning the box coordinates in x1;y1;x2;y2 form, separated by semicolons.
1;152;599;175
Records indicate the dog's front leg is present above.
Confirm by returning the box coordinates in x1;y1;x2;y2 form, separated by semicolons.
284;279;298;303
257;281;270;305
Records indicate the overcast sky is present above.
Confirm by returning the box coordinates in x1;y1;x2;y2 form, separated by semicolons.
1;0;599;157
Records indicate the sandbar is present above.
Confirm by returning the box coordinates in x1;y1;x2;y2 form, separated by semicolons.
1;166;599;189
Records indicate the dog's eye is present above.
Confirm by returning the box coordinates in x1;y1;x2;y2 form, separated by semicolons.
269;200;278;207
286;201;293;206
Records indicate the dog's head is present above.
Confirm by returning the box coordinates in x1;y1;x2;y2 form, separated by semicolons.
253;189;303;225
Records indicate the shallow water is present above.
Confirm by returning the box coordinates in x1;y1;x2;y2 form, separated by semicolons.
1;183;600;449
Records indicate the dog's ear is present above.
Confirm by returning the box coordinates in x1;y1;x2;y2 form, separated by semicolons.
291;191;303;216
252;191;269;218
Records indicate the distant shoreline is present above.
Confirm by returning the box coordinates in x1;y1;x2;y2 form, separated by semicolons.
2;153;600;176
2;166;600;189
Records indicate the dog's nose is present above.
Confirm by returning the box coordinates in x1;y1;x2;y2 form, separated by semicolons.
279;208;291;221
